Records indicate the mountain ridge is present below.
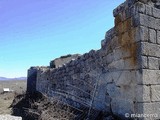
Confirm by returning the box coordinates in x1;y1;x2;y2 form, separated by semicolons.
0;77;27;81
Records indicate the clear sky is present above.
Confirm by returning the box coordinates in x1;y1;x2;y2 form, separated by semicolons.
0;0;124;78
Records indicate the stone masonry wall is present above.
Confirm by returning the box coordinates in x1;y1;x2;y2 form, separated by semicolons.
27;0;160;119
133;0;160;119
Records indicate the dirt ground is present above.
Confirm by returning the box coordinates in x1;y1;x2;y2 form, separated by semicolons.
0;80;26;114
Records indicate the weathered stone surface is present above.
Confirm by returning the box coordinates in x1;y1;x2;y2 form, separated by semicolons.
140;69;160;84
149;29;156;43
107;82;136;101
114;71;135;86
145;4;152;15
151;85;160;101
106;83;121;99
141;42;160;57
99;73;113;84
139;13;157;28
135;85;150;102
156;19;160;30
157;30;160;44
135;102;160;120
141;56;148;68
136;26;148;42
154;0;160;9
134;2;146;13
113;48;123;61
139;0;149;3
148;57;159;69
108;59;125;69
111;99;135;119
113;2;126;17
152;7;160;18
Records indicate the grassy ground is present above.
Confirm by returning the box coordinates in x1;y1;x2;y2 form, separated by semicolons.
0;80;26;114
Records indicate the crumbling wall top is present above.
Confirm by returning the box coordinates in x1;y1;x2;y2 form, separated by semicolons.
113;0;160;17
50;54;81;68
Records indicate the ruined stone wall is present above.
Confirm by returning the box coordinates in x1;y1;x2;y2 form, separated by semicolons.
27;0;160;119
50;54;81;68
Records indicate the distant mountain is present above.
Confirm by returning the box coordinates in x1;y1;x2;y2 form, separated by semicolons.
0;77;9;80
0;77;27;81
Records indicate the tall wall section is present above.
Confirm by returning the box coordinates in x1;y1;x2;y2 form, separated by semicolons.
27;0;160;119
132;0;160;119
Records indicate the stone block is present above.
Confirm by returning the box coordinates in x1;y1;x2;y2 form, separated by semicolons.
122;48;131;58
134;2;146;14
107;72;136;100
157;30;160;44
151;85;160;101
135;102;160;120
139;13;157;29
159;59;160;69
112;36;119;49
137;26;149;42
121;32;132;46
105;53;114;64
141;56;148;68
140;69;160;84
132;12;141;27
141;42;160;57
135;85;150;102
136;70;143;84
111;99;134;119
145;5;152;16
148;57;159;69
152;7;160;18
106;83;121;98
156;19;160;30
149;29;156;43
99;72;113;84
113;48;123;61
108;59;125;69
114;71;135;86
123;57;139;69
125;7;133;19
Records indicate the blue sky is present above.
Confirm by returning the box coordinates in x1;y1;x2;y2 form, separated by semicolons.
0;0;124;78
